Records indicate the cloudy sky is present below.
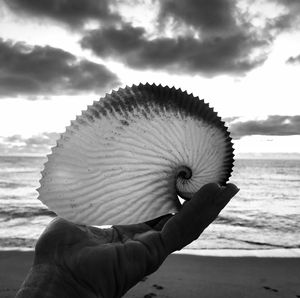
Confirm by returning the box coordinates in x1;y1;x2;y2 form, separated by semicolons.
0;0;299;157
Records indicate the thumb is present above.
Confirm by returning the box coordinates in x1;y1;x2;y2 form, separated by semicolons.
161;183;239;254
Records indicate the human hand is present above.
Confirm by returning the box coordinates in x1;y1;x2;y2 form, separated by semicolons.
16;183;239;298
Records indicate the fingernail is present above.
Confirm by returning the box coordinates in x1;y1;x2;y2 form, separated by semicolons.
225;184;240;198
215;184;239;205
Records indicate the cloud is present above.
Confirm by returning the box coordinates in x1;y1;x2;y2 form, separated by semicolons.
158;0;238;35
223;116;240;123
266;0;300;32
227;115;300;139
0;132;59;155
286;54;300;64
81;23;269;76
3;0;293;77
0;39;120;97
3;0;120;28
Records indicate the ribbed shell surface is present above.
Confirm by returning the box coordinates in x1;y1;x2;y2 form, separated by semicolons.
38;84;234;225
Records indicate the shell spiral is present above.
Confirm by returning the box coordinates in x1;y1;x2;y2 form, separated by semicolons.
38;84;234;225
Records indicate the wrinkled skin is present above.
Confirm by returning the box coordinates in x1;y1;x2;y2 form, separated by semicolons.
16;183;239;298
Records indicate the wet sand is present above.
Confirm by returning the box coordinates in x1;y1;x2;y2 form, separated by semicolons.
1;251;299;298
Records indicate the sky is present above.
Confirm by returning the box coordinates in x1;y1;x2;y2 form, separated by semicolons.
0;0;299;158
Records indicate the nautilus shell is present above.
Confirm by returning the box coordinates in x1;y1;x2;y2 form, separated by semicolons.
38;84;234;225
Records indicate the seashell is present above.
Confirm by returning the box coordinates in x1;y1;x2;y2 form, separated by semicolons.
37;83;234;225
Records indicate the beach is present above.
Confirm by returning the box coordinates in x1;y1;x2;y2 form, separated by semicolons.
1;156;300;298
1;250;299;298
1;156;300;297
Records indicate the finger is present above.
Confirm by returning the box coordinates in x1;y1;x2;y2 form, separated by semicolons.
127;230;170;275
214;183;240;209
144;214;174;231
85;225;120;244
182;183;239;238
161;183;221;253
112;223;152;243
113;214;174;243
161;183;239;254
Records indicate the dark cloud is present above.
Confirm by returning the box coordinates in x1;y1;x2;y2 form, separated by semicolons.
228;115;300;139
0;132;59;155
0;39;119;97
3;0;293;77
80;0;272;76
4;0;119;27
286;54;300;64
159;0;237;35
81;23;268;76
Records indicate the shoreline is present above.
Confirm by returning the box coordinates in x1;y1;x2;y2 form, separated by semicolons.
1;250;299;298
1;247;300;257
177;248;300;257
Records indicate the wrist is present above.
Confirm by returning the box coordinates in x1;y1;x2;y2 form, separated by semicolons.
16;264;98;298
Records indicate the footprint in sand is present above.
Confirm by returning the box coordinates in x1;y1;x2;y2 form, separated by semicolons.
144;293;157;298
153;284;164;290
263;286;279;293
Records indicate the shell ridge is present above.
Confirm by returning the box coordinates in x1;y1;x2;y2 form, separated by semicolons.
38;83;234;225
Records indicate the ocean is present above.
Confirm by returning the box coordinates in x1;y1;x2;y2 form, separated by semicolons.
0;155;299;253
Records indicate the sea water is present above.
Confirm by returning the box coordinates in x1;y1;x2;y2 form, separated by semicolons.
0;156;299;252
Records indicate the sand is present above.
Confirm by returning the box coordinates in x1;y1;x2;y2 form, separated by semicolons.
0;251;33;298
0;251;299;298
